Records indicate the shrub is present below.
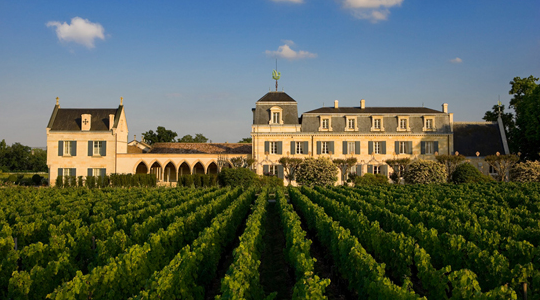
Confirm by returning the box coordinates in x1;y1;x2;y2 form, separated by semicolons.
55;175;63;188
7;175;17;184
295;157;338;187
32;174;43;186
510;161;540;182
451;163;491;184
258;175;284;187
354;173;389;185
218;167;258;188
193;174;203;188
403;160;447;184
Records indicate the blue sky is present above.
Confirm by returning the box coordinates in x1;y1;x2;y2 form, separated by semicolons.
1;0;538;147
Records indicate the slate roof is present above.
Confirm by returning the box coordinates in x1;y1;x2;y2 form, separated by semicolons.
453;122;505;156
149;143;252;154
304;107;444;114
48;106;122;131
256;91;296;102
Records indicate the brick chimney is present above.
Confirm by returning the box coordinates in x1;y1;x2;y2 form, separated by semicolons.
360;99;365;109
442;103;448;113
334;100;339;108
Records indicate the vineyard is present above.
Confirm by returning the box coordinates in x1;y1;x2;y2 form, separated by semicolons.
1;183;539;299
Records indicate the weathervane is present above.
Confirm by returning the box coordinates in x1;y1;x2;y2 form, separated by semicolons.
497;96;502;116
272;59;281;91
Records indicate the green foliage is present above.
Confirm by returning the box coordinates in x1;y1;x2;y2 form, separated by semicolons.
7;174;17;183
404;160;447;184
258;175;284;187
354;173;389;185
278;157;303;184
238;137;252;143
31;174;43;185
436;154;466;181
295;157;338;187
386;158;411;181
485;154;519;182
177;133;208;143
451;163;492;184
332;157;358;184
142;126;178;145
218;167;258;188
0;140;47;172
510;160;540;182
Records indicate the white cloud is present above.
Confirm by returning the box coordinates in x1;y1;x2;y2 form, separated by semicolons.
265;42;317;60
450;57;463;64
46;17;105;48
270;0;304;3
341;0;403;22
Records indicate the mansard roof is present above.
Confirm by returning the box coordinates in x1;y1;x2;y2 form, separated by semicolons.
303;106;444;114
47;106;123;131
256;91;296;103
453;122;506;157
149;143;252;154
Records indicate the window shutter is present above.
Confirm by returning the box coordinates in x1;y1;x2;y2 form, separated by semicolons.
100;168;106;177
421;142;426;154
87;168;92;177
434;141;439;153
290;142;295;155
355;141;360;154
303;142;308;154
329;142;334;154
408;141;413;154
264;141;269;154
367;165;373;174
368;141;373;154
382;141;387;154
71;141;77;156
88;141;93;156
382;165;388;176
263;165;269;174
58;141;63;156
277;165;284;179
317;141;321;154
101;141;107;156
58;168;63;177
342;141;348;155
356;165;362;176
277;141;282;155
395;141;400;154
71;168;76;177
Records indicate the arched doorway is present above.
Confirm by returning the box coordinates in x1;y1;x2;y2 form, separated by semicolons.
178;162;191;176
193;162;205;174
164;162;177;182
150;162;163;181
207;162;218;174
135;162;148;174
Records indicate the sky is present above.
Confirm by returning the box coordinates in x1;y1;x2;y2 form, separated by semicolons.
0;0;539;147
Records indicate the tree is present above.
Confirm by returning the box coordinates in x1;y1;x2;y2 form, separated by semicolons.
385;158;411;182
142;126;178;145
510;161;540;182
451;163;491;184
0;140;47;172
403;160;447;184
278;157;303;185
513;82;540;160
238;137;252;143
295;157;338;187
229;156;255;169
436;154;466;182
332;157;357;185
483;104;515;152
178;133;208;143
484;154;519;182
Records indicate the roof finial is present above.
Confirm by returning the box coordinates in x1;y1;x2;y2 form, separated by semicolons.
120;97;123;105
497;95;501;117
272;59;281;92
56;97;59;105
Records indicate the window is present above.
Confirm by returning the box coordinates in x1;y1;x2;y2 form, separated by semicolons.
371;116;384;131
319;117;332;131
270;142;278;154
296;142;303;154
399;141;408;154
322;119;329;129
93;141;103;156
269;165;278;176
272;112;280;124
425;141;434;154
397;116;410;131
400;119;407;129
426;119;433;129
423;116;435;131
373;166;380;174
345;116;358;131
93;168;101;176
489;165;497;175
322;142;329;154
374;142;381;154
63;168;73;176
374;119;381;129
347;142;355;154
64;141;72;156
348;118;355;129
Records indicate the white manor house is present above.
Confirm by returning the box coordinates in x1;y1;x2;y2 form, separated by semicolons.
46;89;509;186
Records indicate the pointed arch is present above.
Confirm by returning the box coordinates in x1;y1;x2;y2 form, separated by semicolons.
178;161;191;176
134;160;149;174
163;161;177;182
193;161;205;174
207;161;219;174
149;160;163;182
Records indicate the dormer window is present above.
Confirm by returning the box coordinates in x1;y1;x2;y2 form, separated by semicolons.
319;117;332;131
423;116;436;131
397;116;410;132
371;116;384;131
269;106;283;124
345;116;358;132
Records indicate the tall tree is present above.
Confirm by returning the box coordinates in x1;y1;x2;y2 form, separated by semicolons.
142;126;178;145
509;76;540;160
178;133;208;143
238;137;252;143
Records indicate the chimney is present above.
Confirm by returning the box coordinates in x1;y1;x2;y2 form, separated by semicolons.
109;114;115;130
334;100;339;108
81;114;91;131
442;103;448;113
360;99;365;109
134;134;137;141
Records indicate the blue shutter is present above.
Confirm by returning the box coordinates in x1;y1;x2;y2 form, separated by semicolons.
434;141;439;153
367;165;373;174
303;142;308;154
263;165;269;174
101;141;107;156
368;141;373;154
88;141;93;156
382;141;386;154
421;142;426;154
100;168;106;177
356;165;362;176
58;141;63;156
58;168;63;176
277;165;284;179
408;141;413;154
71;168;76;177
264;141;269;154
291;142;295;155
382;165;388;176
71;141;77;156
87;168;92;177
395;141;400;154
355;141;360;154
317;141;321;154
343;141;348;155
277;141;282;155
329;142;334;154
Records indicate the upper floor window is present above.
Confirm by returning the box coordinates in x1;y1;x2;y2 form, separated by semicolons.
423;116;435;131
374;141;382;154
398;141;410;154
347;142;355;154
94;141;103;156
270;142;278;154
59;141;76;157
272;112;280;124
400;119;407;129
269;106;283;124
64;141;72;156
374;119;381;129
425;141;434;154
322;141;330;154
322;119;329;129
426;119;433;129
397;116;410;132
371;116;384;131
296;142;304;154
319;117;332;131
345;116;358;131
348;118;355;129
